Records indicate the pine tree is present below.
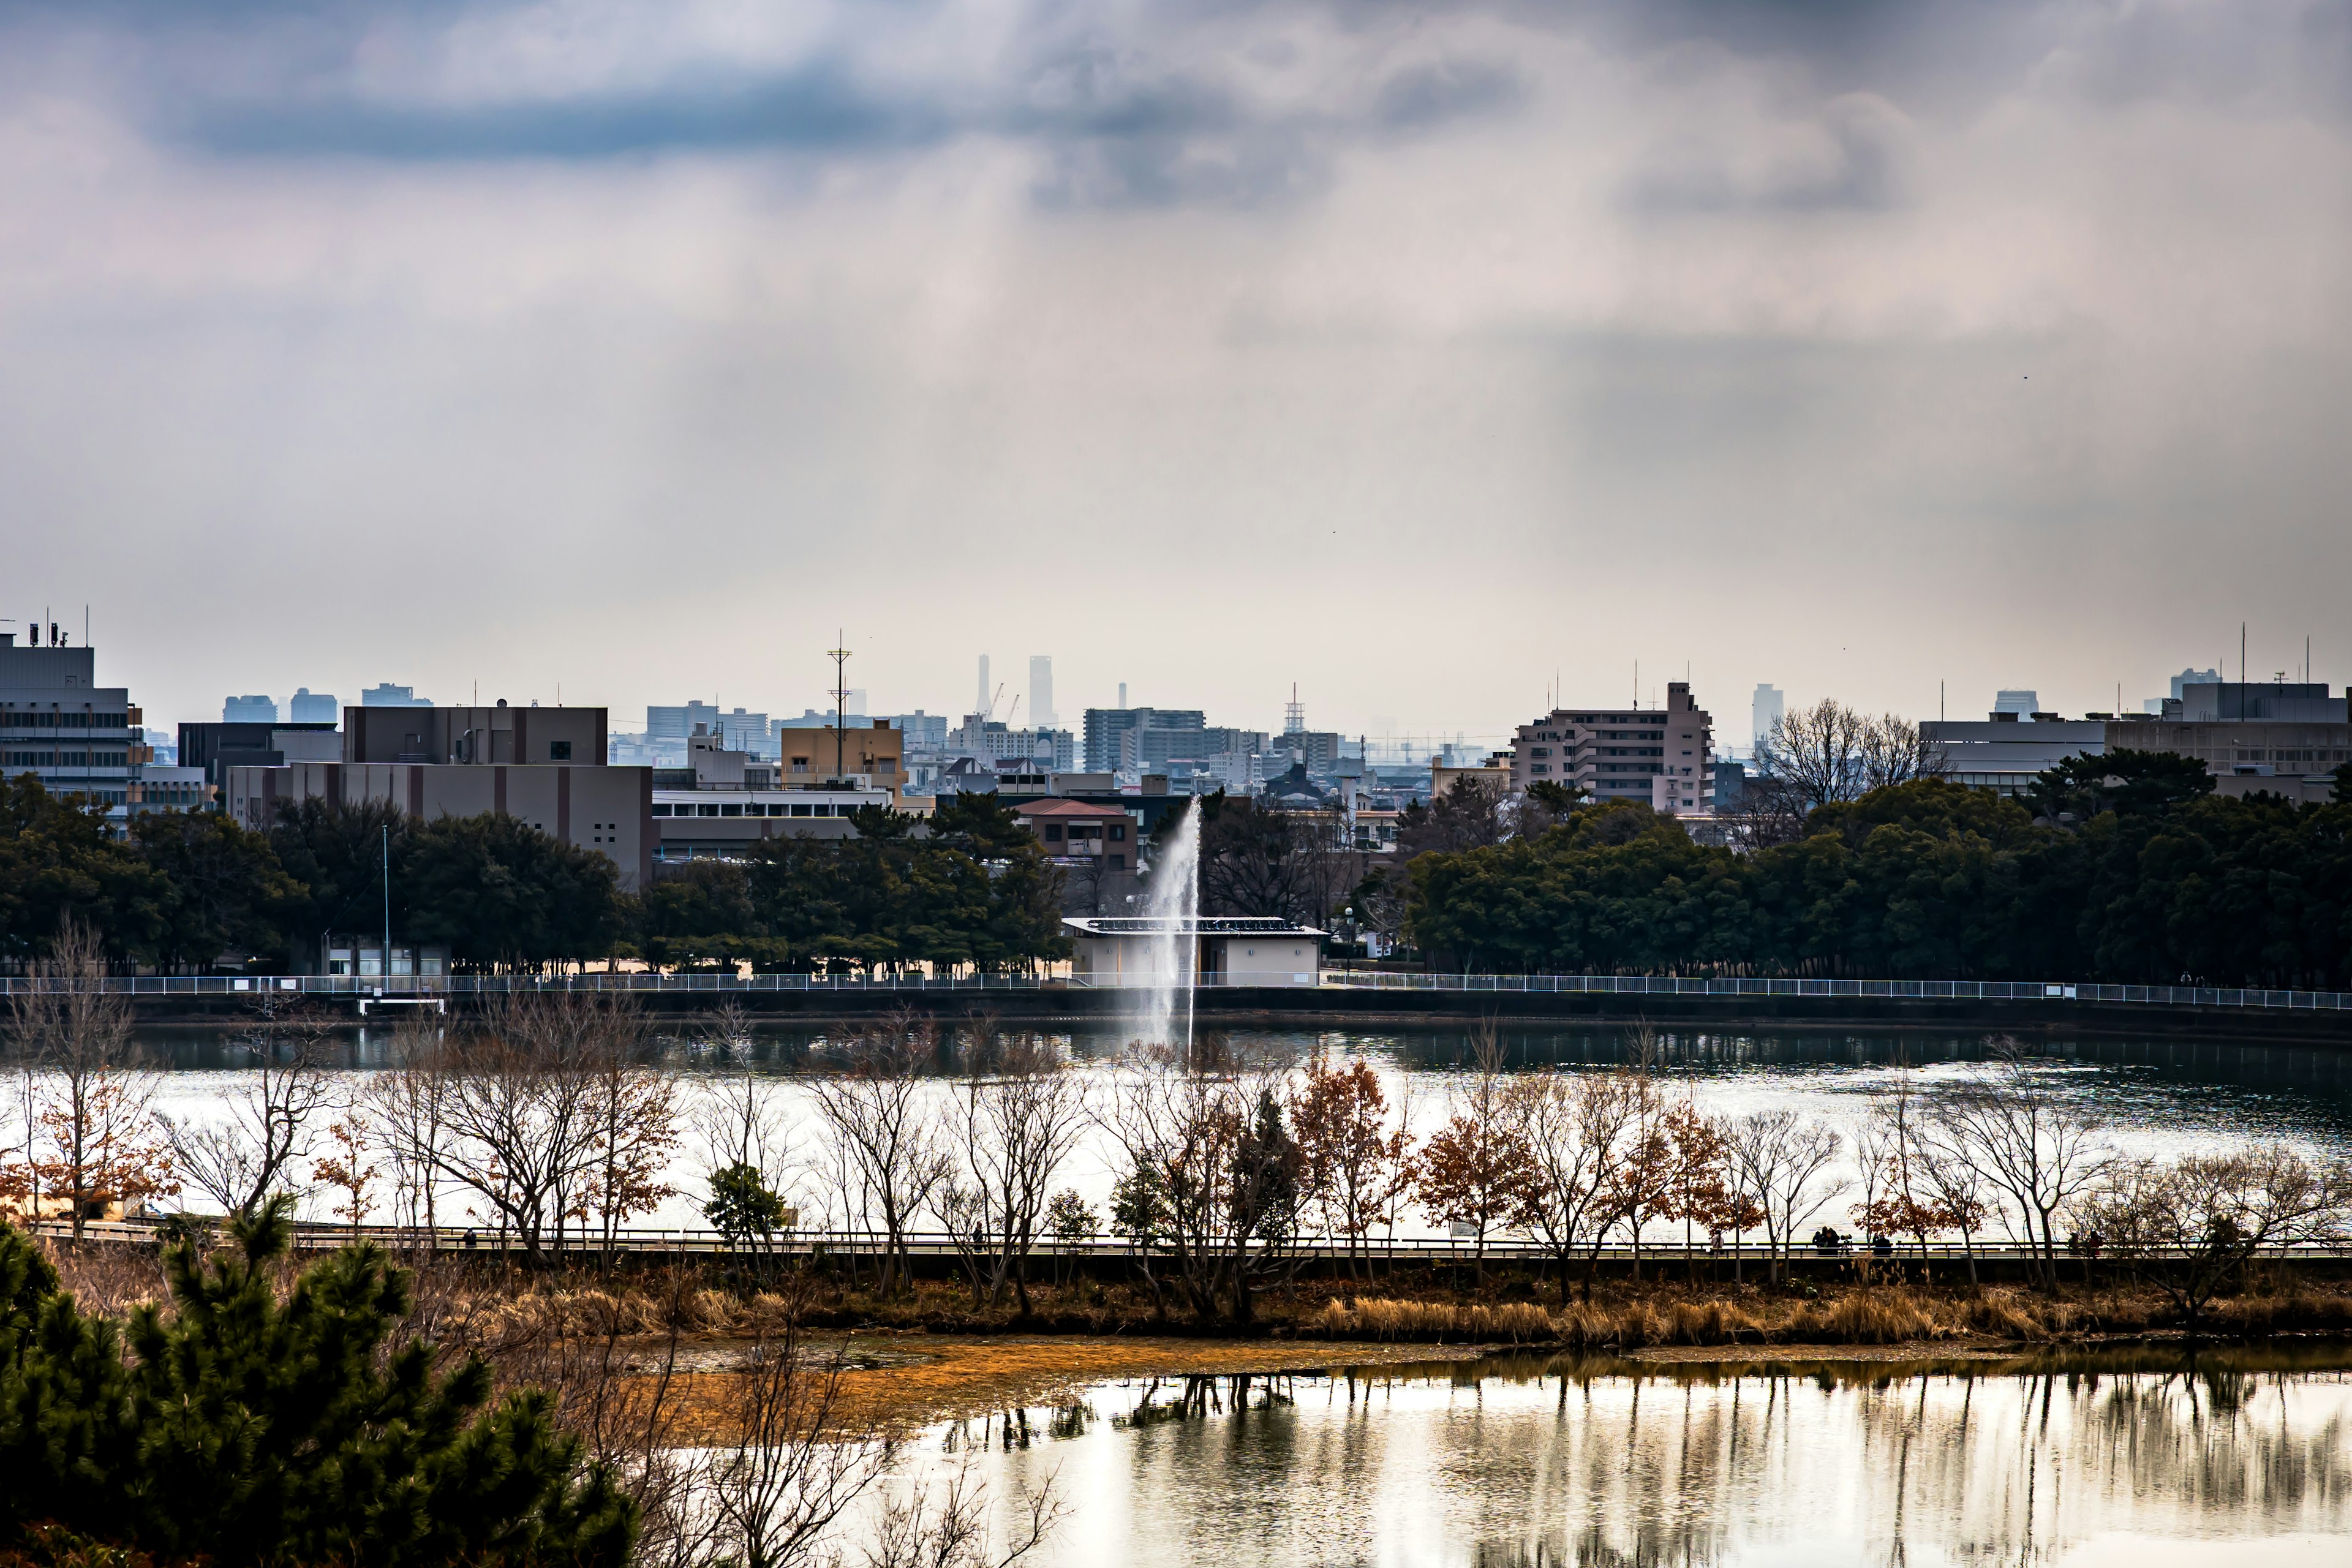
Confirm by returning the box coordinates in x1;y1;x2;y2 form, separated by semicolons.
0;1200;634;1567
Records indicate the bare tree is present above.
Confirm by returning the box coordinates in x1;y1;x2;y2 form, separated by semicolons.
424;992;638;1263
860;1457;1066;1568
809;1013;952;1296
1724;1110;1847;1283
372;1017;455;1246
1096;1042;1302;1324
1933;1051;2110;1289
2080;1145;2352;1336
935;1029;1090;1313
1747;699;1948;845
4;919;173;1238
1512;1068;1649;1303
159;1008;334;1220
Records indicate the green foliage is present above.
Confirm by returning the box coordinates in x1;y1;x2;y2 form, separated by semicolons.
1403;766;2352;987
1110;1166;1170;1248
0;776;168;962
127;810;306;970
0;1200;633;1567
644;799;1069;976
399;813;627;970
2025;750;2215;821
704;1161;788;1249
266;797;409;943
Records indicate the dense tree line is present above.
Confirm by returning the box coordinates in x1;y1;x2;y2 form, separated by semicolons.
0;779;1067;974
635;793;1067;974
1402;758;2352;987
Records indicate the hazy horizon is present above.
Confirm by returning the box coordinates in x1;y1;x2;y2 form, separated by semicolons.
6;1;2348;746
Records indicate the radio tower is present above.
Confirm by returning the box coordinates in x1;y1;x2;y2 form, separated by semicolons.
1284;683;1306;736
827;633;852;782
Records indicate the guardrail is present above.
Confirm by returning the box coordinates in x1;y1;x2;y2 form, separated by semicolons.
0;970;2345;1015
32;1217;2352;1265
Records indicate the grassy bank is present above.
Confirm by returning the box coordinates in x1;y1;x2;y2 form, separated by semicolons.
50;1242;2352;1355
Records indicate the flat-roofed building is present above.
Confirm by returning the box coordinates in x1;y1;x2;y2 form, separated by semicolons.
344;703;605;766
1063;915;1325;988
179;721;341;791
1;638;144;809
226;760;654;891
775;719;904;799
1920;714;2108;799
1509;680;1714;809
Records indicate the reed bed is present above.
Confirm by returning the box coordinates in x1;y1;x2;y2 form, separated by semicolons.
1303;1286;2264;1348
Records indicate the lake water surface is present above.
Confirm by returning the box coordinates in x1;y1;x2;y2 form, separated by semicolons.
887;1351;2352;1566
126;1022;2352;1234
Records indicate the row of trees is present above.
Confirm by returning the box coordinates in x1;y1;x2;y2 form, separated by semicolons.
1399;766;2352;986
14;966;2346;1334
0;779;1071;973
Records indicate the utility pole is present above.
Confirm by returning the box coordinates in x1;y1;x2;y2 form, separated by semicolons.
827;632;852;783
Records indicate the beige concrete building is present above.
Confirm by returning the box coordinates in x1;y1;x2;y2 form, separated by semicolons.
1510;681;1714;812
1431;755;1512;799
227;761;652;891
775;720;904;799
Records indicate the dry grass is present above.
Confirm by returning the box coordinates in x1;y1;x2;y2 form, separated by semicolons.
1298;1281;2326;1350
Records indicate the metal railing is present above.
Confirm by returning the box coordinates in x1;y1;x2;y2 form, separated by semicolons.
0;970;2343;1014
32;1216;2352;1265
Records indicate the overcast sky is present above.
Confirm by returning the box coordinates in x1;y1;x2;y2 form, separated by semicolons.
4;1;2348;746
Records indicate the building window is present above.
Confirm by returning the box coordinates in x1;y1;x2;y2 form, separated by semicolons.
1109;854;1126;870
650;803;673;816
549;741;573;760
1109;824;1126;841
1044;823;1064;842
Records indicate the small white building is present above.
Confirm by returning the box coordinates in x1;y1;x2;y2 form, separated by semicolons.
1063;915;1326;988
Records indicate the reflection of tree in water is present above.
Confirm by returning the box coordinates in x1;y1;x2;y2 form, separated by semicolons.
1111;1373;1298;1430
1462;1365;2351;1568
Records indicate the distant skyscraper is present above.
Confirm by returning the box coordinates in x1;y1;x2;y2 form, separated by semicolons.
288;687;337;724
223;694;277;723
2169;668;2219;700
978;655;991;717
1028;656;1055;727
1118;682;1127;707
361;683;431;707
1994;689;2040;716
1751;684;1784;748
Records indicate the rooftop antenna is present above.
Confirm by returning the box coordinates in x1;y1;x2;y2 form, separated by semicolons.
827;631;852;782
1285;684;1305;736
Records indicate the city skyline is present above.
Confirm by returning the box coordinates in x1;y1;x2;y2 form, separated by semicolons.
6;2;2350;746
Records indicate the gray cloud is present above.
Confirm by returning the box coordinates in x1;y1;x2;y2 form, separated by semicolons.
2;0;2350;737
1624;92;1913;213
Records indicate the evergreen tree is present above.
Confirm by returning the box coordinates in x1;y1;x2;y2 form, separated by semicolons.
0;1200;633;1567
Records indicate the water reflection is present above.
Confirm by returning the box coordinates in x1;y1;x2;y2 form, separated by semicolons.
914;1354;2352;1566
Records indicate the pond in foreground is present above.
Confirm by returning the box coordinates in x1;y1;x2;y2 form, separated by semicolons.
887;1351;2352;1566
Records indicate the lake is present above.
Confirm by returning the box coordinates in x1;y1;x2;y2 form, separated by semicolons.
121;1021;2352;1234
884;1350;2352;1566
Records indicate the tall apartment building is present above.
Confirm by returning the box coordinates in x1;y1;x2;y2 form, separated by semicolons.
0;636;144;809
361;683;432;707
1751;684;1784;750
1029;656;1056;727
1509;682;1714;812
224;695;277;723
1084;707;1206;773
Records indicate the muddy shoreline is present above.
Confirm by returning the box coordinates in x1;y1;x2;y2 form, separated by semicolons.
631;1328;2352;1439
